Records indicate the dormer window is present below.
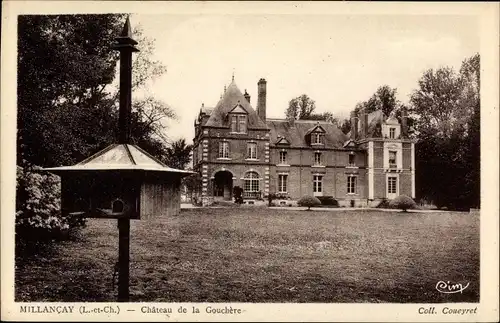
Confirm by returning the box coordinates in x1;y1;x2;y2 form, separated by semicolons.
312;133;323;144
230;114;247;133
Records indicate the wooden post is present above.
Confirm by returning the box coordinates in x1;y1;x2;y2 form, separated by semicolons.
117;218;130;301
112;16;139;302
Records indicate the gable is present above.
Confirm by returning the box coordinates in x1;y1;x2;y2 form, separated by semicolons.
229;104;247;114
204;81;267;130
276;137;290;145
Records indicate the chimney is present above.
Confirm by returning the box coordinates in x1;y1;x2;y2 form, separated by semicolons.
401;107;408;138
359;109;368;138
350;110;358;140
257;78;267;121
244;89;251;104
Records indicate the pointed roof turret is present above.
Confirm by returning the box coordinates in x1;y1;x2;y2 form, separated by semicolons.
113;15;139;51
205;80;268;129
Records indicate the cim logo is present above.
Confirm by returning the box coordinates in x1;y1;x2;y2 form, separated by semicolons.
435;280;470;294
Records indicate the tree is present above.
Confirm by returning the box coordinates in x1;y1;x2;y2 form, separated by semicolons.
285;94;317;120
409;67;468;138
412;54;480;209
165;139;193;170
17;15;172;168
340;118;351;135
354;85;399;117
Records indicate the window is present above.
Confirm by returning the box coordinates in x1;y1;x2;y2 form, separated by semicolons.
312;133;323;144
244;171;260;192
278;174;288;193
389;127;396;139
230;114;247;133
231;115;238;132
279;151;287;164
388;176;397;194
239;115;247;133
389;150;397;167
314;152;322;166
348;153;355;166
218;141;229;159
347;176;357;194
247;142;257;159
313;175;323;193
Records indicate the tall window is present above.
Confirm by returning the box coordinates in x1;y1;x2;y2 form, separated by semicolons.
230;114;247;133
388;176;397;194
218;141;229;159
348;153;355;166
389;127;396;139
247;142;257;159
279;151;287;164
239;115;247;133
278;174;288;193
244;171;260;192
314;152;322;166
231;115;238;132
389;151;397;167
347;175;357;194
313;175;323;193
312;133;323;144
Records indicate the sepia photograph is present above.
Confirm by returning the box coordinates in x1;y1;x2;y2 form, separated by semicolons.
1;1;499;322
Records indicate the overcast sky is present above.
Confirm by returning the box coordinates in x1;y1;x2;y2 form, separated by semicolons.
130;13;478;144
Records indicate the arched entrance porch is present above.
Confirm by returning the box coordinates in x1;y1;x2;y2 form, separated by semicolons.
213;170;233;200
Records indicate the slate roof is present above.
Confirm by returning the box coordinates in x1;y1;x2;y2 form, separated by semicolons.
44;144;194;175
267;119;349;149
204;81;268;130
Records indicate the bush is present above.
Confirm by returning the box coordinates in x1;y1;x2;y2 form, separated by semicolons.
16;164;86;250
267;193;276;206
389;195;417;212
317;196;338;207
297;196;321;210
233;186;243;204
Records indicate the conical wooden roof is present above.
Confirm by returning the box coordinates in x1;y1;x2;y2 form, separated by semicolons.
44;144;193;176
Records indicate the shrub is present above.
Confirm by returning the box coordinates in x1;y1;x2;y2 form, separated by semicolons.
389;195;417;212
317;196;338;207
297;196;321;210
376;198;391;209
267;193;276;207
16;164;87;252
233;186;243;204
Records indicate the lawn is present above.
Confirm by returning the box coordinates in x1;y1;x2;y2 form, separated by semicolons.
15;207;479;303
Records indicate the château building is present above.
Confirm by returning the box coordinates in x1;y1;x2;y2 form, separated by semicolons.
192;77;415;206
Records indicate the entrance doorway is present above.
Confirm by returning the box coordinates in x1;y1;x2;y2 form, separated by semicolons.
213;171;233;200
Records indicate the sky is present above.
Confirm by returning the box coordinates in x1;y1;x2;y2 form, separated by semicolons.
130;13;479;144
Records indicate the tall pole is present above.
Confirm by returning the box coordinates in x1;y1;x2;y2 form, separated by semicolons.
112;16;139;302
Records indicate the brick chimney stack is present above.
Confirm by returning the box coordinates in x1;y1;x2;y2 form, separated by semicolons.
257;78;267;122
359;109;368;138
350;110;358;140
401;107;408;138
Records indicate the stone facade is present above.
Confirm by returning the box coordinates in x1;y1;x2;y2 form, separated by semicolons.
193;78;415;206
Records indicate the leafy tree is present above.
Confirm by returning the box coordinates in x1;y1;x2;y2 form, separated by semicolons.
354;85;399;117
165;138;193;170
412;54;480;209
17;14;172;168
285;94;317;120
340;118;351;135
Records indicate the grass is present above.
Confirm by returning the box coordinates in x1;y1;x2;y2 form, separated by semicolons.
15;208;479;303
